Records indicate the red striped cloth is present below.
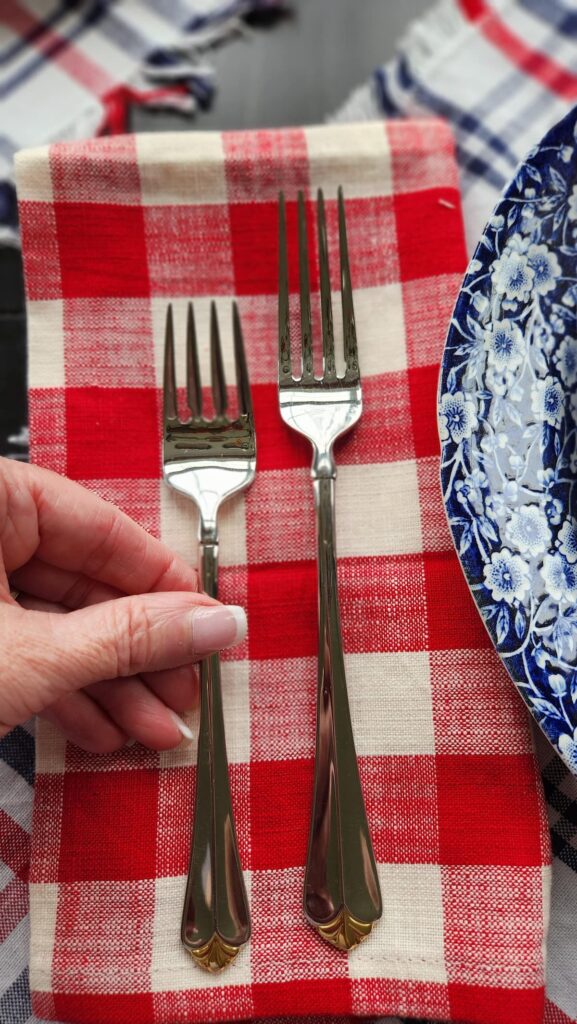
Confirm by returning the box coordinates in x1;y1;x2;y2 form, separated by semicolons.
459;0;577;101
15;120;550;1024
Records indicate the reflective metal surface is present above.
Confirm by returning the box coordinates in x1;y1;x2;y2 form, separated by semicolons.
278;189;382;950
163;301;254;971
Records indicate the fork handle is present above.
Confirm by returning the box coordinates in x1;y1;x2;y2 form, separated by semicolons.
304;476;382;950
181;541;250;971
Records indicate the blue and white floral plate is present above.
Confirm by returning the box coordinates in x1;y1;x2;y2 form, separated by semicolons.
439;105;577;774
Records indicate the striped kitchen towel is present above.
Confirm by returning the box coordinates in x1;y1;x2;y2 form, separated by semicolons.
335;0;577;254
0;0;286;242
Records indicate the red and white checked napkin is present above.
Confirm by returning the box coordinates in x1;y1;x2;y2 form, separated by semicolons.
15;121;550;1024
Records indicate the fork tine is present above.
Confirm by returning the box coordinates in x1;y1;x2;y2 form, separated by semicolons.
164;304;178;422
298;191;314;380
317;188;336;380
210;301;228;417
278;192;292;383
338;187;359;379
186;302;202;418
233;302;253;420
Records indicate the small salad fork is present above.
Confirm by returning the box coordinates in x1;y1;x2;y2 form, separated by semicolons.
162;301;254;972
278;188;382;951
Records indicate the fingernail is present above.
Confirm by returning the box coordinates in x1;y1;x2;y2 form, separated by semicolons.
191;605;247;654
168;709;194;741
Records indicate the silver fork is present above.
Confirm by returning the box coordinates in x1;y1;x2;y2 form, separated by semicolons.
162;301;254;972
278;189;382;951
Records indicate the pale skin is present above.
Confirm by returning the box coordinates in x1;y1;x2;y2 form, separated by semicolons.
0;457;244;753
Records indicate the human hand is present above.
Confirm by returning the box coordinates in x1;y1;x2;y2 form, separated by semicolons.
0;458;246;753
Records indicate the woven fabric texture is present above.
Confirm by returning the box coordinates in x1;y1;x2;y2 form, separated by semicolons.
15;120;549;1024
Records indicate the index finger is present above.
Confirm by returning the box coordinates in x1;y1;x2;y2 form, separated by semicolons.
3;460;199;595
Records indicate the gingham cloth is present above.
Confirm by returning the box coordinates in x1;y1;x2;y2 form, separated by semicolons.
12;120;549;1024
334;4;577;1022
0;0;285;242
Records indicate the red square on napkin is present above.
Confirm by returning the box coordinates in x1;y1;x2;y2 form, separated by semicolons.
55;202;150;299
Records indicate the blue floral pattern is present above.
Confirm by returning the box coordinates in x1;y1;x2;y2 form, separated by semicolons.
439;106;577;775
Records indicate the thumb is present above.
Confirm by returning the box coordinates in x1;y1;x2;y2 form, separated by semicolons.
1;594;246;730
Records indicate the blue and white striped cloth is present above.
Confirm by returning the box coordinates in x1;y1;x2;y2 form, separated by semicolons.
0;724;35;1024
336;0;577;253
0;0;283;243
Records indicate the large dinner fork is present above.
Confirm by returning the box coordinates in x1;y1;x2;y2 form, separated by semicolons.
278;189;382;951
163;301;253;972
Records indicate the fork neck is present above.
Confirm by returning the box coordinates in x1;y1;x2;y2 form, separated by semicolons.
199;522;219;599
311;447;337;480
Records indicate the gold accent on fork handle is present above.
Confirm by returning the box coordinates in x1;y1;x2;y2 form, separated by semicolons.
304;476;382;949
317;908;373;951
181;540;250;970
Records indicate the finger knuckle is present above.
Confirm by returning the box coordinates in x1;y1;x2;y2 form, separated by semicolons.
112;598;155;677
